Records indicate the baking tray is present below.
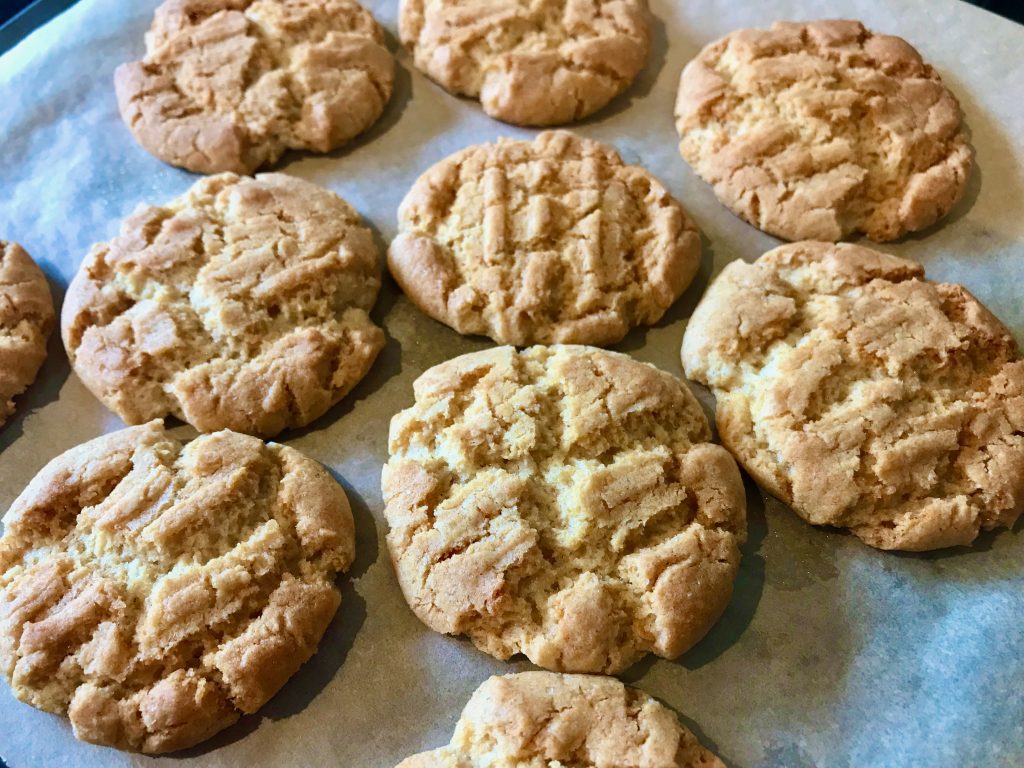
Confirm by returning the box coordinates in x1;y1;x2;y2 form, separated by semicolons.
0;0;1022;765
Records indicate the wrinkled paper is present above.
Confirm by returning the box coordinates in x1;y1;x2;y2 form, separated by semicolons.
0;0;1022;765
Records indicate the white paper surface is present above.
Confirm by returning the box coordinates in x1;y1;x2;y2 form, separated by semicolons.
0;1;1022;766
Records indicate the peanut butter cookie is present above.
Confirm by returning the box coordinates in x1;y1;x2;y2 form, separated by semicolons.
0;421;355;752
399;0;650;125
682;242;1024;550
62;173;384;438
675;20;972;241
116;0;394;173
397;672;724;767
389;131;701;346
0;241;54;428
383;346;746;674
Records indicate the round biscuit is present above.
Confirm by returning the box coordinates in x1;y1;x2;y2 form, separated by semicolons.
62;172;385;438
674;20;973;241
116;0;395;174
0;421;355;753
399;0;651;125
383;345;747;674
389;131;702;346
681;241;1024;551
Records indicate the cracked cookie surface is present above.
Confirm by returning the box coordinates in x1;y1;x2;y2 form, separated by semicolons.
681;242;1024;551
675;20;972;241
389;131;701;346
0;241;54;428
397;672;724;768
399;0;650;125
62;172;385;438
383;346;746;674
116;0;394;174
0;421;355;753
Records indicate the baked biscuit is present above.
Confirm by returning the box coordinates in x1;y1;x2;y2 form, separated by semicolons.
682;242;1024;551
389;131;701;346
383;346;746;674
0;241;54;427
0;421;355;753
399;0;650;125
116;0;394;174
62;172;385;438
675;20;972;241
397;672;724;767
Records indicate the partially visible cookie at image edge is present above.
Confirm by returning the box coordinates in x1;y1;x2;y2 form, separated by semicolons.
682;241;1023;551
116;0;395;173
399;0;651;125
396;672;725;767
675;19;973;242
62;172;385;438
0;241;55;428
0;421;355;753
389;130;701;346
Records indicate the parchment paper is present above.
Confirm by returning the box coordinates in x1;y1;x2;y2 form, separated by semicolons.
1;1;1022;765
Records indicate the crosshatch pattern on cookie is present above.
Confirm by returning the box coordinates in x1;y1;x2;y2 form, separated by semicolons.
682;242;1024;551
116;0;395;173
0;422;355;753
383;346;746;674
675;20;972;242
400;0;651;125
62;173;385;438
389;131;701;346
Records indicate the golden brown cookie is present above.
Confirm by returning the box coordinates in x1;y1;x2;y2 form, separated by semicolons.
383;346;746;674
389;131;701;346
0;241;54;427
681;242;1024;551
0;421;355;753
399;0;650;125
675;20;972;241
397;672;724;767
116;0;394;174
62;172;385;439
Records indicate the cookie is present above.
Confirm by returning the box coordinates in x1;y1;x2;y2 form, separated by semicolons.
675;20;972;241
681;242;1024;551
115;0;394;174
62;172;385;438
383;345;746;674
397;672;724;768
399;0;650;125
0;421;355;753
0;241;54;428
389;131;701;346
